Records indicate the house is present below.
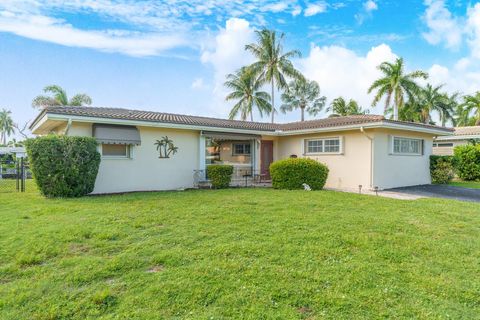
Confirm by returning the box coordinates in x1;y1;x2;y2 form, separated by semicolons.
433;126;480;156
30;106;453;194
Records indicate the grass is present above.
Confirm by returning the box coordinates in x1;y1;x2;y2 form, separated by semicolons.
449;180;480;189
1;184;479;319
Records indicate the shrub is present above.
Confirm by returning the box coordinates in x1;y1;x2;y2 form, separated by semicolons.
25;135;101;197
454;144;480;181
431;159;455;184
207;165;233;189
269;158;329;190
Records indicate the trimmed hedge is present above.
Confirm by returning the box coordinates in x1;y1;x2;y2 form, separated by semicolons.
454;144;480;181
25;136;101;197
207;165;233;189
430;155;456;184
270;158;329;190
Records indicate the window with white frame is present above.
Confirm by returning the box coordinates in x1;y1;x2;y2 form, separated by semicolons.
305;137;341;154
392;137;423;155
232;142;251;155
102;144;131;158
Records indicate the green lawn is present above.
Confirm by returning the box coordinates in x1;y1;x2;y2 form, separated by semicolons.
449;180;480;189
1;185;479;319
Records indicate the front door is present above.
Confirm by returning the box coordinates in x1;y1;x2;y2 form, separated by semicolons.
260;140;274;179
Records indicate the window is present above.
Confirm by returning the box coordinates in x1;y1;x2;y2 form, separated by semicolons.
437;143;454;147
102;144;130;158
305;137;341;154
232;143;251;155
392;137;423;155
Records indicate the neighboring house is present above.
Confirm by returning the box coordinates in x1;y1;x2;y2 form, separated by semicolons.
30;106;452;194
0;147;27;158
433;126;480;156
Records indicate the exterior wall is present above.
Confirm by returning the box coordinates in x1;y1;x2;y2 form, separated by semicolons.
372;129;433;189
66;122;199;194
276;130;372;190
218;141;251;164
432;140;464;156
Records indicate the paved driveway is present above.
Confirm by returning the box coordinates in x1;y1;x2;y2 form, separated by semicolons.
387;185;480;203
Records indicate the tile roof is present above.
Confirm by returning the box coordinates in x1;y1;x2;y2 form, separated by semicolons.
453;126;480;136
32;106;453;134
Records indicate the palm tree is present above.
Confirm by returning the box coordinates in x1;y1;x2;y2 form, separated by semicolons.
437;92;458;127
0;109;14;145
368;57;428;120
225;67;272;121
459;92;480;126
280;79;326;121
417;84;446;124
245;29;304;123
327;97;366;116
32;85;92;108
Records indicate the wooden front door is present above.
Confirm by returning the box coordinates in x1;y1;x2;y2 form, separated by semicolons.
260;140;274;179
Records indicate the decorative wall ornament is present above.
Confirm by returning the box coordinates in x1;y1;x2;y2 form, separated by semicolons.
154;136;178;158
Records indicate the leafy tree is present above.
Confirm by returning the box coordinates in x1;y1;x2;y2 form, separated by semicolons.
327;97;366;116
225;67;272;121
417;84;446;124
0;109;14;145
246;29;303;123
280;78;326;121
368;57;427;120
458;92;480;126
32;85;92;109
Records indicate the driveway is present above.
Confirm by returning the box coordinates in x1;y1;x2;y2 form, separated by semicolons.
387;185;480;203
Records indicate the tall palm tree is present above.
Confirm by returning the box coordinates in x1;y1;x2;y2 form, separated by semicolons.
0;109;14;145
224;67;272;121
327;97;366;116
280;79;326;121
368;57;428;120
437;92;458;127
245;29;304;123
459;92;480;126
418;84;446;124
32;85;92;108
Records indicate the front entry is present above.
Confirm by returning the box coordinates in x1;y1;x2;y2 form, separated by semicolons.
260;140;274;179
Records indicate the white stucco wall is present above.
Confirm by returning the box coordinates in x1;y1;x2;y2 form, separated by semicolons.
67;122;200;194
372;129;433;189
276;130;372;190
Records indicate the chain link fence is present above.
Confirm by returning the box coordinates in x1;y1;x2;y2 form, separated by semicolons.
0;159;31;193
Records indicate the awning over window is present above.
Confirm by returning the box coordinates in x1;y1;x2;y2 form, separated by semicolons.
201;131;261;141
93;124;141;145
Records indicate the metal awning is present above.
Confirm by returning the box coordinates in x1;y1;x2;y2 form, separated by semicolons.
201;131;261;141
93;124;141;145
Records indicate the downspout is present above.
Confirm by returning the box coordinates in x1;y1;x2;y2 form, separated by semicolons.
360;127;374;189
64;118;73;136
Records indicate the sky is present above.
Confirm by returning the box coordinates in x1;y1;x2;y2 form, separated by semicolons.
1;0;480;138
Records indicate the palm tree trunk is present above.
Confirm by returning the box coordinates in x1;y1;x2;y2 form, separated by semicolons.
301;105;305;122
250;111;253;122
271;80;275;123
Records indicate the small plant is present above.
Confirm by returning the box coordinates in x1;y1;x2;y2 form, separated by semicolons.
454;145;480;181
154;136;178;158
270;158;329;190
207;165;233;189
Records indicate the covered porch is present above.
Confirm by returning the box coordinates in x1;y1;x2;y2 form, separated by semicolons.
195;131;273;187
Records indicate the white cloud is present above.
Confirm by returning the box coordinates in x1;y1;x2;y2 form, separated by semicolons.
466;3;480;59
364;0;378;12
201;18;255;116
304;2;328;17
297;44;397;112
422;0;462;49
191;78;206;89
292;5;302;16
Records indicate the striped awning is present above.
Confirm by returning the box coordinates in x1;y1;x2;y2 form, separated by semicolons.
93;124;141;145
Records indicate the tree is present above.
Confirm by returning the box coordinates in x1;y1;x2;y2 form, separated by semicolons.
437;92;458;127
327;97;366;116
280;79;326;121
368;57;428;120
245;29;304;123
0;109;14;145
32;85;92;108
417;84;446;124
13;121;29;139
225;67;272;121
458;92;480;126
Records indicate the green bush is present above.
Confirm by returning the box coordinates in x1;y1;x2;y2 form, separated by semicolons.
25;135;101;197
454;145;480;181
431;159;455;184
270;158;329;190
207;165;233;189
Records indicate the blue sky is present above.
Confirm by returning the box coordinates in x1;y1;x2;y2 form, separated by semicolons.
1;0;480;137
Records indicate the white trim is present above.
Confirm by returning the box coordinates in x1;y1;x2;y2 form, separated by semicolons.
435;134;480;141
302;136;344;156
100;144;133;160
33;113;454;137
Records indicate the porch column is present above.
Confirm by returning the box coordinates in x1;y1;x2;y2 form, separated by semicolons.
198;134;206;179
